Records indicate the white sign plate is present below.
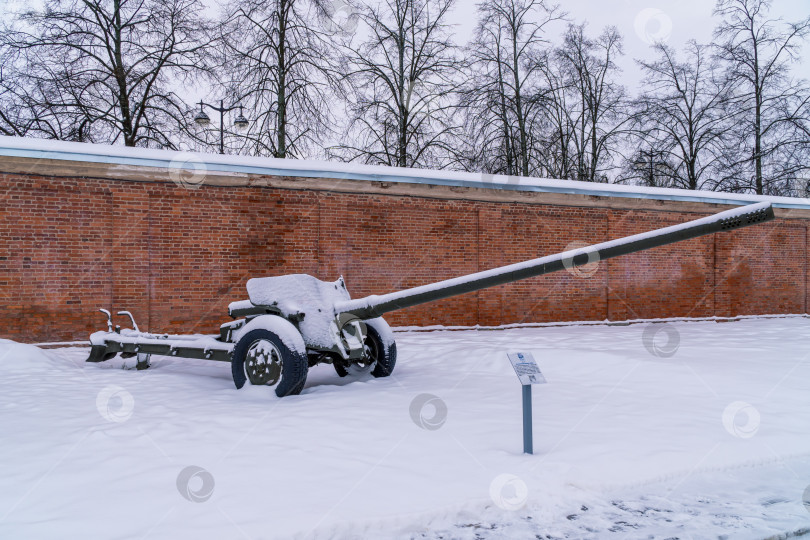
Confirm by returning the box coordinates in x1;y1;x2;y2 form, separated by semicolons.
507;352;547;385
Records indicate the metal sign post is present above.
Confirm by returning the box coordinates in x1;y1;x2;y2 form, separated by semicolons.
507;352;547;455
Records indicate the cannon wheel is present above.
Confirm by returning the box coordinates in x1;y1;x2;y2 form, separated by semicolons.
232;329;308;397
335;318;397;378
333;356;375;377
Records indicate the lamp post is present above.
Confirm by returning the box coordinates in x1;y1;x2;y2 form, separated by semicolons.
634;148;665;187
193;100;249;155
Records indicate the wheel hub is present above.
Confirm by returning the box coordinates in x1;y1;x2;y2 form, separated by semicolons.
363;337;379;366
245;339;283;386
349;335;379;374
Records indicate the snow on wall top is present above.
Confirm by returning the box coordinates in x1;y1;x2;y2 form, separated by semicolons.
1;135;809;209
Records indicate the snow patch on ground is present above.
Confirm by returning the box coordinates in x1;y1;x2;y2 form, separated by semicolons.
1;319;809;539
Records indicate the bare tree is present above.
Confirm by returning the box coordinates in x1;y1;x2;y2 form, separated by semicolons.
459;0;563;177
714;0;810;194
535;48;577;179
335;0;462;169
631;41;730;190
219;0;344;158
458;10;518;175
3;0;213;147
555;23;629;182
0;45;34;137
1;27;98;140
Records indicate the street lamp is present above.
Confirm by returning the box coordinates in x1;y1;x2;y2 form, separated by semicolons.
634;148;666;187
193;100;249;155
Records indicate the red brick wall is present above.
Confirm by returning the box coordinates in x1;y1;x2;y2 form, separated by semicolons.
0;171;805;343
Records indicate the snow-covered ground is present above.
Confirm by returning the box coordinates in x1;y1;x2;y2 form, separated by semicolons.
1;318;809;539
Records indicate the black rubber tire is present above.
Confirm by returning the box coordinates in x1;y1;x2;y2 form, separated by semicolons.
231;329;308;397
332;320;396;378
367;320;397;378
334;361;349;377
333;357;375;377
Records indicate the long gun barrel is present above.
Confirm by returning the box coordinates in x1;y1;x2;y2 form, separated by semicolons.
335;202;775;320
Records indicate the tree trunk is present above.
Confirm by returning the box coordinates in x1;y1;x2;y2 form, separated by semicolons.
398;15;407;168
751;22;763;194
276;0;288;158
754;91;763;194
112;0;135;146
590;116;598;181
496;57;513;175
511;30;528;177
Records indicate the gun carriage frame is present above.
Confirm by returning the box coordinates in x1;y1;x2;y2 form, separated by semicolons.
87;202;775;397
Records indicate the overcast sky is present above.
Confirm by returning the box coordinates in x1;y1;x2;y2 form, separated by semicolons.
448;0;810;93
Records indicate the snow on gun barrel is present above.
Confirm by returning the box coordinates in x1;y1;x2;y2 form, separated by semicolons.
335;201;775;320
86;201;774;397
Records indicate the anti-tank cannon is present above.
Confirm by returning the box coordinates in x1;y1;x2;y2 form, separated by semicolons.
87;202;775;396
